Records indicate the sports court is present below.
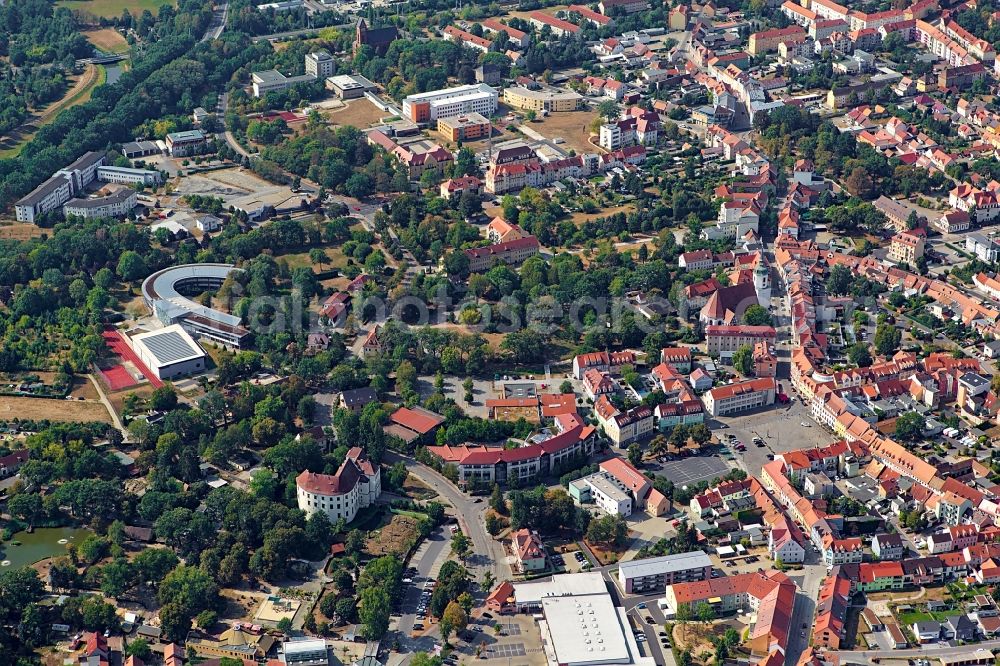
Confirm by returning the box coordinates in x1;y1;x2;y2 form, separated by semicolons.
101;330;163;389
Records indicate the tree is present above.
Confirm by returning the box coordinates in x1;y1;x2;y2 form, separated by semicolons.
895;411;925;441
490;484;507;515
559;380;574;394
732;344;754;377
485;512;503;537
116;251;147;282
597;99;620;122
359;586;391;640
696;601;715;623
874;322;902;357
159;602;191;643
586;514;629;548
742;304;772;327
827;264;852;296
627;443;643;467
451;531;471;560
441;600;469;643
126;638;152;660
847;343;872;368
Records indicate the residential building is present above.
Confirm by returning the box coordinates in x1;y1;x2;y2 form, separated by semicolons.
572;350;637;379
888;230;925;265
402;84;499;123
661;570;796;655
703;377;776;417
338;387;378;413
512;528;547;572
464;236;540;272
872;533;904;560
439;175;482;200
527;11;580;36
604;405;656;447
749;26;808;54
618;551;712;594
599;107;659;150
503;87;584;112
305;50;336;78
599;0;648;14
63;189;137;220
443;25;493;52
753;341;778;378
296;448;381;523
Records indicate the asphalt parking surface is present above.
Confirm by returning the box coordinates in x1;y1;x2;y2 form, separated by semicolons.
653;455;732;487
486;643;527;658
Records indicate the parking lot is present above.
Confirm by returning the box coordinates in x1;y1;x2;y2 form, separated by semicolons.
650;455;732;488
484;643;527;658
713;400;837;477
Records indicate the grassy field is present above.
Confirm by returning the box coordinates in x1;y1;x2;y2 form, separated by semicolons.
58;0;175;18
529;109;600;154
83;27;130;53
0;396;111;424
324;99;387;129
0;223;46;240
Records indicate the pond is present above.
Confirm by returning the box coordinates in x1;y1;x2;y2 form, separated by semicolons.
104;63;123;86
0;527;93;569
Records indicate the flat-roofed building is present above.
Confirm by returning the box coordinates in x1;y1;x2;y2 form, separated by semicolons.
14;150;107;222
437;112;492;141
505;573;655;666
165;130;208;157
97;166;162;187
251;69;318;98
503;86;583;112
618;551;713;594
402;84;498;123
129;324;207;380
325;74;376;99
279;638;329;666
304;50;335;78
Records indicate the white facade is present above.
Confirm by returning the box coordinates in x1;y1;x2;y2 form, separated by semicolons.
63;190;138;220
402;84;499;122
130;324;207;380
587;473;633;516
296;449;381;523
305;50;336;78
96;166;162;187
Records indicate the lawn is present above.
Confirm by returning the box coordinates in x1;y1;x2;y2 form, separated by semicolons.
896;611;933;626
82;27;130;53
58;0;176;18
0;396;112;424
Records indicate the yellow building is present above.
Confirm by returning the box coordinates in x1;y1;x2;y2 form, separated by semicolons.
503;87;583;112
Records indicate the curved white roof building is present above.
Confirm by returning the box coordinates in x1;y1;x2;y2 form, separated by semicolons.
142;263;250;348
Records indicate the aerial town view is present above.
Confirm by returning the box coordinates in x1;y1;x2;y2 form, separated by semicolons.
11;0;1000;665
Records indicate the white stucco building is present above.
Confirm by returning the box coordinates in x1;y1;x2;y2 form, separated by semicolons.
296;448;381;523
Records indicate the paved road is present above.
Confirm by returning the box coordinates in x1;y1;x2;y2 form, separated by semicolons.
385;451;509;582
202;0;228;41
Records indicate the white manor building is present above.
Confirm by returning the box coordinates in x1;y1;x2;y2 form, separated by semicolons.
296;448;381;523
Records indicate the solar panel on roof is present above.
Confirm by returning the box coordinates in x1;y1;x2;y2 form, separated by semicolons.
141;330;200;365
